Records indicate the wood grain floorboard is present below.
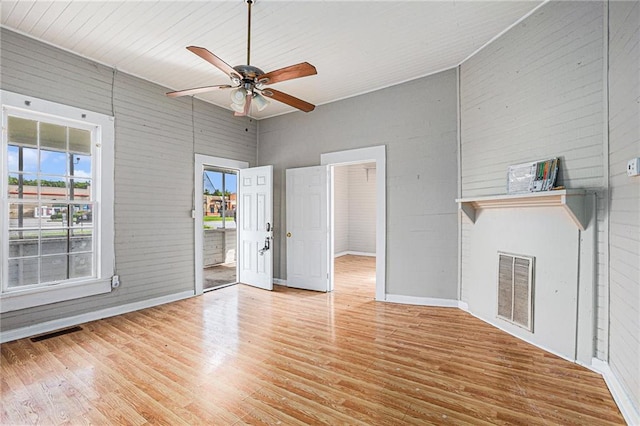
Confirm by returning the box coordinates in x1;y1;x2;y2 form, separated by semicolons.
1;255;625;425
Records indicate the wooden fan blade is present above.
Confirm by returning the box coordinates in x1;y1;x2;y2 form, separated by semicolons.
261;89;315;113
258;62;317;85
234;94;252;117
187;46;240;79
166;85;233;98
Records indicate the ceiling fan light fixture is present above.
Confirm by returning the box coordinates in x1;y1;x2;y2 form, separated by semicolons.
230;88;247;105
253;93;270;111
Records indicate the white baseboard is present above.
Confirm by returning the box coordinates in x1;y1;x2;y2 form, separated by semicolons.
458;301;469;310
384;294;459;307
273;278;287;286
591;358;640;426
335;251;376;258
0;290;194;344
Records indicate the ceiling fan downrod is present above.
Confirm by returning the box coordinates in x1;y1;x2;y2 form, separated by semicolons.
246;0;253;66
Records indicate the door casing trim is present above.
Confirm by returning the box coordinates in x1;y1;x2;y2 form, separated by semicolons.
194;154;249;295
321;145;386;301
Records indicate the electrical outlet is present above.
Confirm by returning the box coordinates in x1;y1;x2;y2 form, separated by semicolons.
111;275;120;288
627;158;640;177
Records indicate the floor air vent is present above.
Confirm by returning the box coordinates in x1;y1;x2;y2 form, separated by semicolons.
497;252;534;331
30;326;83;342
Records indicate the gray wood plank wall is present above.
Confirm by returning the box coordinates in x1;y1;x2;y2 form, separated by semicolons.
332;163;377;256
347;164;376;254
459;0;608;354
333;166;349;255
0;28;256;332
608;0;640;411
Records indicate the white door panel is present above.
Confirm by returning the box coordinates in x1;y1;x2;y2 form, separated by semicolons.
286;166;329;292
238;165;273;290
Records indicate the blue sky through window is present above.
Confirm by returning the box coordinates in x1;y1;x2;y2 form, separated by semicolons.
204;170;237;195
7;145;92;177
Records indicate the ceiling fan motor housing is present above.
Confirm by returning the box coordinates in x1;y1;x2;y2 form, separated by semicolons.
233;64;264;80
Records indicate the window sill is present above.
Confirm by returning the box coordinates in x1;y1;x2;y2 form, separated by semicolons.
0;278;112;313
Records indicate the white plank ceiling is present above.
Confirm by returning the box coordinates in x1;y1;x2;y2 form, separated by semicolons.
1;1;543;119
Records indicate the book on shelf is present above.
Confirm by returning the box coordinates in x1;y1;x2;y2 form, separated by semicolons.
507;158;559;194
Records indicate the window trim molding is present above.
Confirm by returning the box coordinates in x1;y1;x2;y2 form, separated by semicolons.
1;90;115;313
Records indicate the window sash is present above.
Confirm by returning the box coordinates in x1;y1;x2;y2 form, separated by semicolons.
3;110;98;293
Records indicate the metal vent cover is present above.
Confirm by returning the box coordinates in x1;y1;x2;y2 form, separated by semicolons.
497;252;534;331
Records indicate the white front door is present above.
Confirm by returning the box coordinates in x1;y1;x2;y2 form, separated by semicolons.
286;165;329;292
238;165;273;290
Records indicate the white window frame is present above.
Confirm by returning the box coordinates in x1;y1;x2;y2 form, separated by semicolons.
1;90;114;313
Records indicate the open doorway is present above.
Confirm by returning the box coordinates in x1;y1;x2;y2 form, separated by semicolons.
202;168;237;291
331;163;377;298
321;145;386;301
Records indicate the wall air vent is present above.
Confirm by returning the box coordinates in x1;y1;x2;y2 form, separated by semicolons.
497;252;534;331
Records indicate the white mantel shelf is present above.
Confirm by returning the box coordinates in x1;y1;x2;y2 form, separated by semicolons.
456;189;588;231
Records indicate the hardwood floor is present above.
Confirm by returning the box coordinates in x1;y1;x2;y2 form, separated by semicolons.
1;255;624;425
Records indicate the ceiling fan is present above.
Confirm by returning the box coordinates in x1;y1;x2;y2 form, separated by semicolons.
166;0;317;116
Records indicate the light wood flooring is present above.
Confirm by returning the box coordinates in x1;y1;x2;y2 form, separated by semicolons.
1;255;625;425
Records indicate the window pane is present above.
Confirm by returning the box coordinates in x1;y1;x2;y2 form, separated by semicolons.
8;202;40;228
41;231;69;255
70;231;92;253
9;231;39;257
40;122;67;151
69;253;92;279
71;203;93;226
8;117;37;146
39;176;68;200
8;174;38;199
7;145;18;171
69;128;91;154
40;255;68;283
70;179;91;202
71;154;91;177
7;145;38;173
41;150;67;176
9;257;39;287
41;204;69;228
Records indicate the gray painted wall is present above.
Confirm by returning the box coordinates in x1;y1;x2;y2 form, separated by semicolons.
459;0;606;358
608;0;640;412
258;70;459;299
0;29;257;332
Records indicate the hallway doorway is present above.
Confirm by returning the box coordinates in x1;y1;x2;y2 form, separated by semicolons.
331;162;377;296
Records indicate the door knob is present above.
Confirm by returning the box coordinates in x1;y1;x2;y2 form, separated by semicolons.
286;232;292;237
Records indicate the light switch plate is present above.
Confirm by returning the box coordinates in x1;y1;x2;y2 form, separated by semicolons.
627;158;640;177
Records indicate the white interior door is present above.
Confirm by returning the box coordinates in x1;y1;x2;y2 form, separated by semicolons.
286;165;329;292
238;165;273;290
